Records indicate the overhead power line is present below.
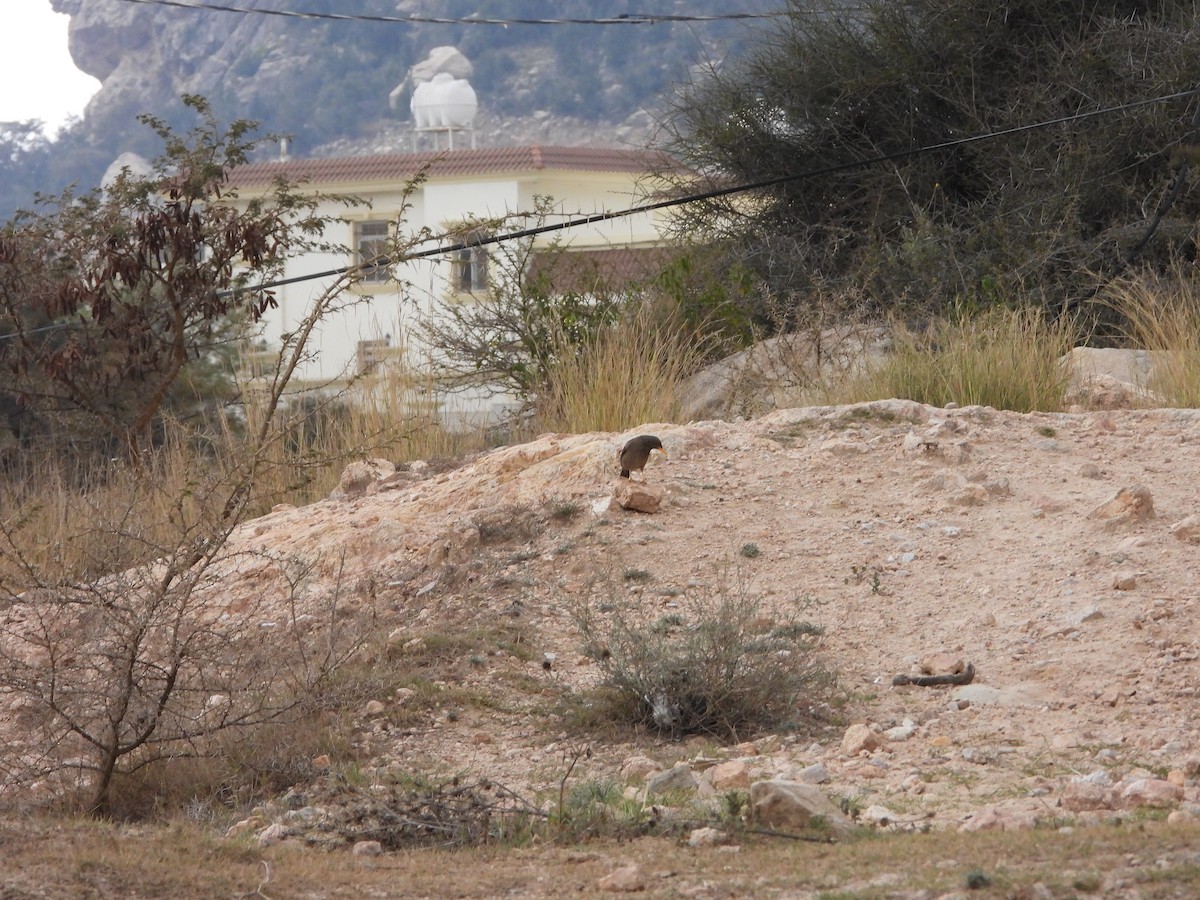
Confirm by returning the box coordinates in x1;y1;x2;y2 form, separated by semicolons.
3;86;1194;341
229;87;1198;297
111;0;787;26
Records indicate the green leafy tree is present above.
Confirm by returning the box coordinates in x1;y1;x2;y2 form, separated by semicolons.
661;0;1200;329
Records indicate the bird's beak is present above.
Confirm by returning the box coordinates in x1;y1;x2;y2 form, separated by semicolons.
654;448;668;460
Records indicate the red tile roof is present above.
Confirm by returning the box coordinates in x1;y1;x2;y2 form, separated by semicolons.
229;145;678;189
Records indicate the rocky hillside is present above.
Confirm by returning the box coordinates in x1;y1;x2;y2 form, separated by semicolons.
48;0;774;159
5;346;1200;891
143;388;1200;853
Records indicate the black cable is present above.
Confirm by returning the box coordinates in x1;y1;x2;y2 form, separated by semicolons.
4;86;1195;336
110;0;787;26
227;87;1198;297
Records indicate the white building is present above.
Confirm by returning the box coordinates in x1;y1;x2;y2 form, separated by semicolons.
229;144;679;421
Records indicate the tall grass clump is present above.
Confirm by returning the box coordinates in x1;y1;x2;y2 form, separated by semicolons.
535;301;705;434
236;362;489;507
1102;268;1200;408
837;304;1077;412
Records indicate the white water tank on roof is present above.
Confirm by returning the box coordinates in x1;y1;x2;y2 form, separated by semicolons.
411;72;477;129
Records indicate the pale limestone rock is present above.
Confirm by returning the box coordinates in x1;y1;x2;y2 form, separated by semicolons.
1112;571;1138;591
958;806;1036;832
1170;515;1200;544
257;822;288;847
950;683;1055;707
708;759;751;791
749;779;854;834
646;763;697;796
883;719;917;742
362;699;386;717
861;804;899;827
598;865;646;893
687;826;726;847
225;816;264;838
620;756;660;783
796;762;830;784
1066;605;1104;627
920;653;966;676
1061;782;1116;812
1090;484;1155;528
1120;778;1184;809
951;484;990;506
841;723;881;756
352;840;383;857
820;437;868;456
614;479;664;513
331;458;396;501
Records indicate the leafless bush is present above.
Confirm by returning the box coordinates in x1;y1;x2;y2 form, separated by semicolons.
0;539;373;817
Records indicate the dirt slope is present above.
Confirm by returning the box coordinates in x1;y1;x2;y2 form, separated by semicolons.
208;398;1200;839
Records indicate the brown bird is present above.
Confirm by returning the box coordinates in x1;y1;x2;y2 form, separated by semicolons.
619;434;666;479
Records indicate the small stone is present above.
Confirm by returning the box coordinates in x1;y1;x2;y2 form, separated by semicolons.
598;865;646;893
312;754;332;770
796;762;830;784
749;779;854;834
620;756;659;783
958;806;1036;832
363;699;386;717
1066;605;1104;627
352;840;383;857
1089;484;1154;529
1169;515;1200;544
257;823;288;847
1121;778;1184;809
861;804;898;827
646;763;698;796
708;759;750;791
919;654;965;676
1112;571;1137;591
841;723;882;756
687;827;726;847
614;480;664;513
225;816;264;838
471;731;493;746
1062;781;1116;812
1167;809;1196;825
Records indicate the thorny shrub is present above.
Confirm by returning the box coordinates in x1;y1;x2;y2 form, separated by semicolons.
567;570;834;740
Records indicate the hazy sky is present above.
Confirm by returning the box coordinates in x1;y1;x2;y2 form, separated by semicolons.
1;0;101;134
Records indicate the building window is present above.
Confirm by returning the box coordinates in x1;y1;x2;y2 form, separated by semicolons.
356;337;391;374
356;220;392;284
451;232;489;294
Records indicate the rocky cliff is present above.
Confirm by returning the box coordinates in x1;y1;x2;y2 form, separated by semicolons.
48;0;775;159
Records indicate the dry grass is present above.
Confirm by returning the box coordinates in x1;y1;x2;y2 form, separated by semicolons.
833;305;1077;412
1102;268;1200;408
535;302;706;434
0;362;486;590
4;815;1200;898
